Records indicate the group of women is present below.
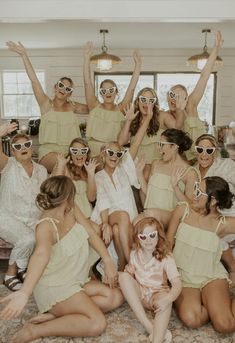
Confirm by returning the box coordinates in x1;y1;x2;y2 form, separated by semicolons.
0;30;235;343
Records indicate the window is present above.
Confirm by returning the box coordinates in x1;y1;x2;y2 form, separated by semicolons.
95;72;216;125
1;70;45;119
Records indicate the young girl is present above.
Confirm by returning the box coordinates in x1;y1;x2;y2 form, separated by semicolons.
138;129;199;228
167;176;235;333
91;104;154;269
52;137;99;218
119;217;182;343
0;176;123;343
0;123;47;292
83;41;141;157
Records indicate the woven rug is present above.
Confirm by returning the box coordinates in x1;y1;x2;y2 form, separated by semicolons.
0;285;234;343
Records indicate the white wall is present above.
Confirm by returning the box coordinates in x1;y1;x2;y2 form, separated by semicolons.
0;47;234;126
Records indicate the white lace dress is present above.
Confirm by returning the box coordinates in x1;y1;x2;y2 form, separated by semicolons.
0;157;47;268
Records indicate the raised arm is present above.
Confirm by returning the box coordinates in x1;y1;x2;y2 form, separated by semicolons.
84;158;100;202
0;222;53;320
117;104;139;145
83;42;99;111
129;103;152;160
51;153;69;177
119;49;142;111
6;41;49;112
0;122;18;171
187;31;223;114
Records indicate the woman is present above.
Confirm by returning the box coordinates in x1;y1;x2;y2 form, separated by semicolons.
0;123;48;291
164;31;223;161
118;87;185;178
0;176;123;342
6;41;89;173
167;176;235;333
137;129;199;228
52;138;99;218
83;41;141;157
195;133;235;283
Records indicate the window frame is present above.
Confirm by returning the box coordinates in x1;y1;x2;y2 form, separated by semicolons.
1;69;45;119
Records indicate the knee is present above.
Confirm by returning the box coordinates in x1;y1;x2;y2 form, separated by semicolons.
106;288;124;310
179;309;203;329
212;315;235;334
90;313;107;336
118;212;130;224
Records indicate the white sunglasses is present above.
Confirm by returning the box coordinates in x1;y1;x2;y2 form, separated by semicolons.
99;86;116;96
57;80;73;94
195;146;216;155
12;140;32;151
70;147;89;156
138;230;158;241
168;90;176;100
193;182;209;198
139;96;157;105
159;141;178;149
105;148;125;159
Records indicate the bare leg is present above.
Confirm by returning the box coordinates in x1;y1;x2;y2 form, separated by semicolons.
39;152;58;174
29;312;55;324
151;293;172;343
145;208;171;230
6;262;18;277
11;291;106;343
202;279;235;333
113;224;127;271
174;287;209;328
109;211;132;262
84;279;124;312
119;272;152;334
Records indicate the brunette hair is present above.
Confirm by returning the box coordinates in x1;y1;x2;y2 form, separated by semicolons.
36;175;76;210
204;176;234;214
161;128;192;154
130;87;160;137
66;138;90;180
133;217;170;261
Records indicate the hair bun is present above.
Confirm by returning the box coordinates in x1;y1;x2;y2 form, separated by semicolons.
36;192;52;210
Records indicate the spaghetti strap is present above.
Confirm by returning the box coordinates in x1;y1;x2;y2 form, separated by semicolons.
215;216;226;234
36;217;60;243
177;201;190;222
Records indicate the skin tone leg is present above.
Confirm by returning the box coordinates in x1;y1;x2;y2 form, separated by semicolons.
145;208;171;230
174;287;209;328
112;224;127;271
39;152;58;174
119;272;153;334
221;248;235;285
6;262;18;277
151;293;172;343
109;211;132;262
202;279;235;333
12;291;106;343
84;279;124;312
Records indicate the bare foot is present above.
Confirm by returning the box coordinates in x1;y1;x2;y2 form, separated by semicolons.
11;322;37;343
29;312;55;324
163;329;172;343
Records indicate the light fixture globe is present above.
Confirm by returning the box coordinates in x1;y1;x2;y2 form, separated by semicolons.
90;29;121;71
187;29;223;70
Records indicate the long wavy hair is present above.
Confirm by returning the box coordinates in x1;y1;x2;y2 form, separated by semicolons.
66;138;90;180
132;217;170;261
129;87;160;137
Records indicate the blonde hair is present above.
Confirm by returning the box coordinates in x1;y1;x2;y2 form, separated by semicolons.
133;217;170;261
36;176;76;210
195;134;218;148
11;133;30;145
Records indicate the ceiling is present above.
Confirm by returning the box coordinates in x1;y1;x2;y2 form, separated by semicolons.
0;0;235;50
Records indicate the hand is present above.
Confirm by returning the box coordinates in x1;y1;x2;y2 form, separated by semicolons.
145;103;154;121
84;41;93;58
0;290;29;320
175;90;188;112
215;31;223;50
171;166;187;188
135;156;146;176
6;41;27;56
0;122;18;138
56;153;70;167
133;49;142;66
101;223;113;245
103;257;118;289
84;158;100;175
150;291;171;314
123;103;139;122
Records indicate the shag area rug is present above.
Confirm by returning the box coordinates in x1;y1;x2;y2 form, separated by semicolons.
0;285;234;343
